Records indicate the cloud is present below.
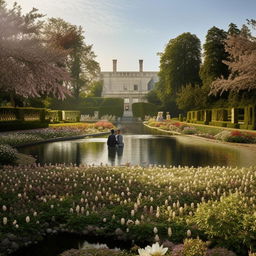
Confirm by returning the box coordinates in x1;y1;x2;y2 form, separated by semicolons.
8;0;128;35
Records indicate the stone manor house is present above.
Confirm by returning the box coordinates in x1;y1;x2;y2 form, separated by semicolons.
101;60;159;117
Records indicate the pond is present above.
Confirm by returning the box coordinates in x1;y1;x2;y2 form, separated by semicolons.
19;122;256;168
12;233;131;256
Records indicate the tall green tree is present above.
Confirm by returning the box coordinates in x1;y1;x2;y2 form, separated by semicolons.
156;33;201;113
200;26;229;87
240;24;251;38
228;23;240;36
87;80;103;97
44;18;100;99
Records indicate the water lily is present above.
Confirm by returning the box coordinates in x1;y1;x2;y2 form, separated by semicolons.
140;242;168;256
138;248;151;256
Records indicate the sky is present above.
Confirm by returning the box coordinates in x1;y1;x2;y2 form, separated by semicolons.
7;0;256;71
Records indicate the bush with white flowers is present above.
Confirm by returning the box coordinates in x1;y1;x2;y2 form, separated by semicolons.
0;144;17;165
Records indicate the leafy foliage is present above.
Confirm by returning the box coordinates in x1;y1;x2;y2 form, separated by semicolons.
183;238;207;256
156;33;201;114
200;26;229;87
44;18;100;99
0;1;71;101
210;23;256;95
0;144;17;165
176;84;209;111
132;102;158;118
192;193;256;250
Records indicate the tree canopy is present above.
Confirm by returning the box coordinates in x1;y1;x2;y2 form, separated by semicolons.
0;1;71;101
199;26;229;87
44;18;100;99
210;29;256;95
155;33;201;114
157;33;201;100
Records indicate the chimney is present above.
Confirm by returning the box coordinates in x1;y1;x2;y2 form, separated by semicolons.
139;59;143;72
112;59;117;72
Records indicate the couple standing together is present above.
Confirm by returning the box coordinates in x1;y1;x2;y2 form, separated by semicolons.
107;129;124;148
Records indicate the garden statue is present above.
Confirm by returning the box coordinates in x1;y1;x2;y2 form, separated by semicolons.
156;111;164;122
166;112;171;120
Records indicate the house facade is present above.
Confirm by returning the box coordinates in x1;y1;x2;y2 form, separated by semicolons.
101;60;158;117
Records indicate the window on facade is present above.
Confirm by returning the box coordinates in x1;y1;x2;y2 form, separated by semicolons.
123;85;128;90
124;98;129;103
134;84;138;91
133;98;139;103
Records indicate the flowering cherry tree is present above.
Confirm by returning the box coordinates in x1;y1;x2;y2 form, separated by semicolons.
210;25;256;95
0;1;71;102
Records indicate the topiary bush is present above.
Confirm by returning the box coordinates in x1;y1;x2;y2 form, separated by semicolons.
0;144;18;165
182;238;207;256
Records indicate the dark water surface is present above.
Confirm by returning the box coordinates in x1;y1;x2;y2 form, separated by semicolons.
12;233;131;256
19;122;256;167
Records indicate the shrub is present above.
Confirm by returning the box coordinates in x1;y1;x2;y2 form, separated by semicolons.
132;102;158;119
0;144;17;165
214;131;231;141
95;121;114;129
182;238;207;256
206;247;236;256
215;130;255;143
0;133;42;146
0;121;49;131
192;193;254;250
182;127;197;134
171;244;184;256
226;131;255;143
50;97;124;117
167;124;181;132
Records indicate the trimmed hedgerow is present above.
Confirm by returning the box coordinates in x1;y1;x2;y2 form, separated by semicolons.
132;102;158;119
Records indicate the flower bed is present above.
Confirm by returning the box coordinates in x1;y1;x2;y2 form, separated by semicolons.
0;165;255;255
145;120;256;144
0;122;115;147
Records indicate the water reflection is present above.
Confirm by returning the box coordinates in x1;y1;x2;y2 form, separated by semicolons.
19;135;256;167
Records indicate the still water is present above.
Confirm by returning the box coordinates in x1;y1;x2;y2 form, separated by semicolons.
19;122;256;167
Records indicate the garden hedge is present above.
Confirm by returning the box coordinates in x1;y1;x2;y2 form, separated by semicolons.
50;97;124;117
0;107;81;131
0;120;49;131
186;105;256;130
132;102;158;119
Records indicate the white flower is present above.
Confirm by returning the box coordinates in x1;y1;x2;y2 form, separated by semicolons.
135;219;140;225
2;205;7;211
167;227;172;237
154;234;160;242
145;242;168;256
25;216;30;223
153;227;158;234
138;248;150;256
3;217;7;225
187;229;192;237
120;218;125;225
